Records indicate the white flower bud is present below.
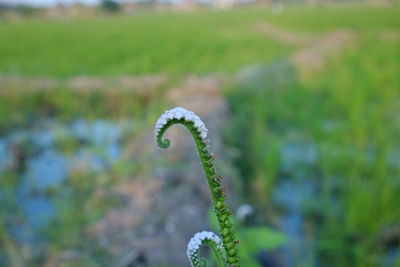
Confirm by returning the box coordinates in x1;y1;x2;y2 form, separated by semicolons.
155;107;208;141
186;231;223;267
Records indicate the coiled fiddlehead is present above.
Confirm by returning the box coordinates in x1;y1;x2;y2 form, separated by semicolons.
155;107;240;267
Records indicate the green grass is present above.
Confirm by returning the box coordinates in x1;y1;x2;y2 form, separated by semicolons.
265;5;400;32
309;35;400;266
1;5;399;77
0;10;293;77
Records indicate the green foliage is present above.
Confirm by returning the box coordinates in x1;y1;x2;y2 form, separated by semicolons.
0;9;295;77
239;228;286;267
225;33;400;266
0;6;398;77
265;5;400;32
101;0;121;13
0;87;159;130
208;209;286;267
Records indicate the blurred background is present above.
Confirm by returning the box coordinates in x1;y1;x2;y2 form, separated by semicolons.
0;0;399;266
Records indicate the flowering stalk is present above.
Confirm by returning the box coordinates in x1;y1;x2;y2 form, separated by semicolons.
155;107;240;266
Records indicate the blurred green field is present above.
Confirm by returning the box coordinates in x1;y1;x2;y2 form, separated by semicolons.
0;4;399;267
226;32;400;266
0;5;399;77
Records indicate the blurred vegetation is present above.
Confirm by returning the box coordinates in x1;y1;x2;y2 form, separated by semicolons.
0;3;399;267
225;33;400;266
101;0;121;13
0;6;398;77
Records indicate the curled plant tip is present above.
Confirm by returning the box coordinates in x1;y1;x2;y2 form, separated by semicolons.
154;107;240;266
155;107;208;149
187;231;224;267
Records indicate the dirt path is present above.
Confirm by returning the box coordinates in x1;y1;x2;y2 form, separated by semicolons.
256;22;356;75
0;74;168;95
380;30;400;41
255;22;316;46
291;29;355;72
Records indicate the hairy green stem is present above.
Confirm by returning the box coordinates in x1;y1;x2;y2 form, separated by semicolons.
207;241;225;267
156;118;240;266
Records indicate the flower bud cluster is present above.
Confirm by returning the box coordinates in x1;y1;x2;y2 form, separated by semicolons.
187;231;223;267
155;107;208;142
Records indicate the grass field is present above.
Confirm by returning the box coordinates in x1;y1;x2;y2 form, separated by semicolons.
0;5;399;77
0;4;399;267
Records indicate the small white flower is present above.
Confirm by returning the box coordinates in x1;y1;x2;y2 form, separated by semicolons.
155;107;208;141
186;231;223;266
158;118;167;126
175;111;183;119
184;113;193;121
194;120;204;128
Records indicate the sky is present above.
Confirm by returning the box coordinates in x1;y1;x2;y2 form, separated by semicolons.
1;0;103;7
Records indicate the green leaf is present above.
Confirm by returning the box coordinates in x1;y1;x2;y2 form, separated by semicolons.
239;227;286;251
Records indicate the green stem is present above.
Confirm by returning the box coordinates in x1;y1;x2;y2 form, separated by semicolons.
207;241;225;267
156;118;240;266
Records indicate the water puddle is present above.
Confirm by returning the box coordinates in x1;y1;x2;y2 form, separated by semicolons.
270;142;319;266
0;118;134;244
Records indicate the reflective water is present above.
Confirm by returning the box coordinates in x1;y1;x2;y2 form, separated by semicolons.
271;143;319;266
0;118;134;243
